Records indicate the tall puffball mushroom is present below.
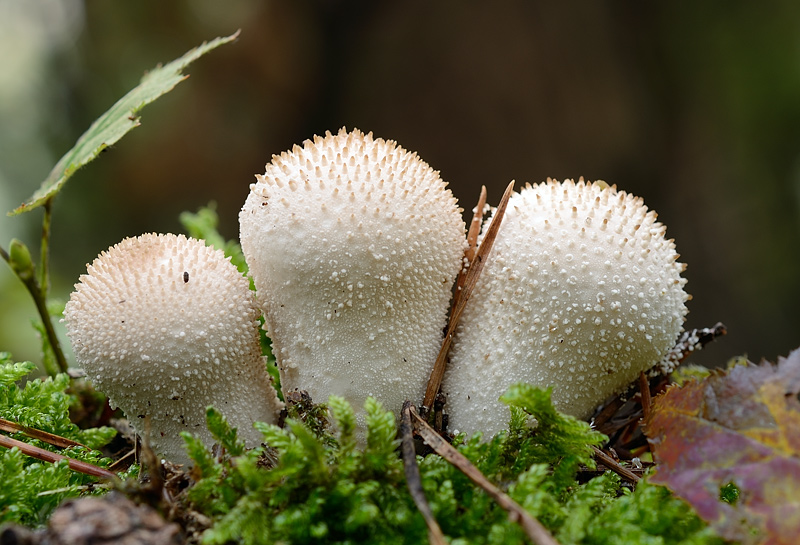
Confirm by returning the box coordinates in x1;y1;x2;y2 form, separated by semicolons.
65;233;283;465
239;128;466;433
443;179;689;437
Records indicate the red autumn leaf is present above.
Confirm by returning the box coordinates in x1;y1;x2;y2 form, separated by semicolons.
645;348;800;545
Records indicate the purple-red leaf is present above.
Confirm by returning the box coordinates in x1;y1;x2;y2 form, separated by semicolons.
645;348;800;545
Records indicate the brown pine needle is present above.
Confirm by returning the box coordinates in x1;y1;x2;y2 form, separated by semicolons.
0;433;117;480
0;417;88;449
409;404;561;545
401;402;447;545
450;185;488;316
466;185;487;260
424;181;515;409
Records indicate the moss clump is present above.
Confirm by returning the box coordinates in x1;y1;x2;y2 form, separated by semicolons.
181;386;723;545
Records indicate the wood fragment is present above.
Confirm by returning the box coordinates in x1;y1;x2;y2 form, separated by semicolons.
424;181;515;409
0;417;88;449
108;447;138;472
0;433;117;480
591;446;640;483
409;404;560;545
400;402;447;545
638;371;652;422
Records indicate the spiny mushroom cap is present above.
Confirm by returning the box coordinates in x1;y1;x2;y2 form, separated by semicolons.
443;179;688;437
239;128;466;433
64;233;283;465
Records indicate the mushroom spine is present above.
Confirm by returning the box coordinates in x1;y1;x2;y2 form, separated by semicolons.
65;233;283;465
443;179;689;437
239;128;466;433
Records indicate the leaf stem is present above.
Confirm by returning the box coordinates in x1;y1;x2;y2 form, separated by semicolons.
38;198;53;299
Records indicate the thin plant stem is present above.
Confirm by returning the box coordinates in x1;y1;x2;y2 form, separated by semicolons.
28;275;68;375
1;239;68;376
38;198;53;299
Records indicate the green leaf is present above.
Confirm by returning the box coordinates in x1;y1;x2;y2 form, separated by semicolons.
179;203;249;276
9;31;239;216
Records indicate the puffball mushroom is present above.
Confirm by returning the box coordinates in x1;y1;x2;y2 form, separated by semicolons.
239;128;466;433
443;179;689;437
64;233;283;465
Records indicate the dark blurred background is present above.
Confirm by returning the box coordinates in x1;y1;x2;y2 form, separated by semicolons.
2;0;799;370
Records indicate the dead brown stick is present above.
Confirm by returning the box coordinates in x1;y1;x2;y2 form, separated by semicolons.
0;417;88;449
409;405;560;545
638;372;651;422
107;447;138;473
591;446;640;484
423;181;515;409
0;433;117;480
400;402;447;545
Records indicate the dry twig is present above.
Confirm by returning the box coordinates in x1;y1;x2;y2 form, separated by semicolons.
638;371;652;422
591;446;640;484
409;404;560;545
400;402;447;545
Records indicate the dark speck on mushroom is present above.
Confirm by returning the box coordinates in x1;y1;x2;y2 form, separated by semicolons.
183;271;189;283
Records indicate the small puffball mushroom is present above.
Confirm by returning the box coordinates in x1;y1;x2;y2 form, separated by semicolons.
443;179;689;437
239;128;466;434
65;233;283;465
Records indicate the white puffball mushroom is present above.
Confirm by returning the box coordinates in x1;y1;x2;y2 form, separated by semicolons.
239;128;466;433
65;233;283;465
443;179;689;437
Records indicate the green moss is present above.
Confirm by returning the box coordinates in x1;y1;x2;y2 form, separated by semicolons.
0;353;137;527
182;385;723;545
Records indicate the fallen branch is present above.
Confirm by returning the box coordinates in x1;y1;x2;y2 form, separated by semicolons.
408;404;560;545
